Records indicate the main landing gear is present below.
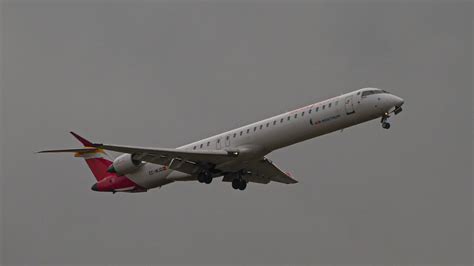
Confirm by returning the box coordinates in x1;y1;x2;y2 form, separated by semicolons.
231;178;247;191
197;172;213;184
198;170;248;191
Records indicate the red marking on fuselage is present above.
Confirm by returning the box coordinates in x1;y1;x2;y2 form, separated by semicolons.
68;132;145;192
93;175;143;192
86;158;144;192
85;158;113;181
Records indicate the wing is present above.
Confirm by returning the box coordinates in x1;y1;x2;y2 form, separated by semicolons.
93;144;297;184
92;143;239;175
223;157;298;184
37;147;99;153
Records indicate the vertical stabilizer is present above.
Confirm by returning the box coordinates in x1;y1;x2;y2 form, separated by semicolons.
69;132;113;181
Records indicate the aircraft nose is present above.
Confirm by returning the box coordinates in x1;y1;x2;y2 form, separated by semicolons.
390;95;404;107
91;183;99;191
394;96;404;107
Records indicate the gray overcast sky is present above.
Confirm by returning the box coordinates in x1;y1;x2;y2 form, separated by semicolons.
1;1;472;265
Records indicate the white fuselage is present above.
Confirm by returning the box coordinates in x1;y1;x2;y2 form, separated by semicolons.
127;88;404;189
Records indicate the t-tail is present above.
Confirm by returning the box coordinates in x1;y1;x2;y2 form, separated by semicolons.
38;132;146;193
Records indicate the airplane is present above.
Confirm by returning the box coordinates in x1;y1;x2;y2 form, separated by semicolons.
39;88;404;193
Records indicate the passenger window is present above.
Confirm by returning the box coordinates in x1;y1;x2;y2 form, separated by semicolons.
266;122;269;127
309;109;312;114
226;136;229;140
247;129;250;133
357;92;360;95
316;107;319;112
302;111;304;116
207;141;210;146
259;125;263;130
328;103;332;108
280;118;284;123
193;146;196;150
200;144;203;148
273;121;276;125
254;127;257;131
287;116;290;121
240;131;243;136
233;133;236;138
322;105;325;110
217;139;220;143
294;114;297;118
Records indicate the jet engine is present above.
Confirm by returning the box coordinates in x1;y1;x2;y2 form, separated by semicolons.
107;154;143;175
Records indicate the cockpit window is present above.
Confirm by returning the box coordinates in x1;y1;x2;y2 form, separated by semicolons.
361;89;388;97
361;90;373;97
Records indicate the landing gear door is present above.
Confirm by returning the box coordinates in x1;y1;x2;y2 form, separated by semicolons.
345;95;355;115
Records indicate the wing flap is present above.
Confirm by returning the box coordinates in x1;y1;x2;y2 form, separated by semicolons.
168;158;201;175
246;158;298;184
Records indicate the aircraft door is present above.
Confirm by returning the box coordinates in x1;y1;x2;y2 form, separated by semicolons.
225;135;231;147
345;95;355;115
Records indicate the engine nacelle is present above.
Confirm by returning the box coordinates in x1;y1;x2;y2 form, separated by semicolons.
107;154;143;175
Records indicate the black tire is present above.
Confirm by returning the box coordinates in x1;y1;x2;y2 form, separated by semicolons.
238;180;247;190
232;179;240;189
198;172;212;184
197;175;205;183
382;122;391;129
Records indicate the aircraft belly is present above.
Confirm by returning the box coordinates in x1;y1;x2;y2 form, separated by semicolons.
126;164;174;189
166;170;193;181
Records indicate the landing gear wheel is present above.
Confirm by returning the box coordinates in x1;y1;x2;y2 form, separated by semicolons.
232;179;240;189
204;175;212;184
382;122;391;129
197;175;205;183
380;113;391;129
238;180;247;190
198;172;212;184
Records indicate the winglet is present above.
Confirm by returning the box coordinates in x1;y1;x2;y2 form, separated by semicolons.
70;131;93;147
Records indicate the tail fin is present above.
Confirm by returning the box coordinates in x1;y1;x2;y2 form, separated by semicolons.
70;131;94;146
38;132;114;181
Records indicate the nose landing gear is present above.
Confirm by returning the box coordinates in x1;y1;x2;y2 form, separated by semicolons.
381;105;403;129
381;113;391;129
394;106;403;115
